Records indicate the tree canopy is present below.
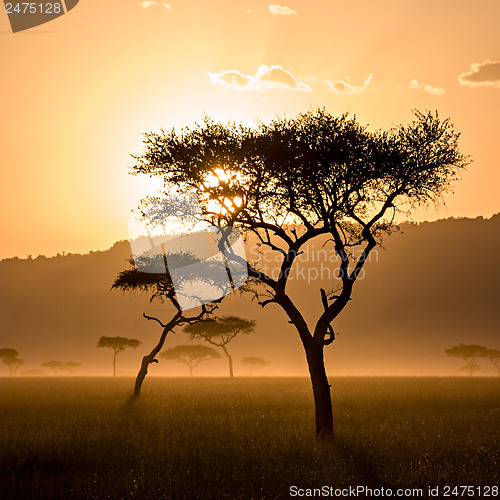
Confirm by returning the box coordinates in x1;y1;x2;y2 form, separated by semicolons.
0;348;19;361
97;336;141;377
60;362;81;375
42;361;64;374
242;356;270;374
184;316;255;377
445;344;488;376
484;349;500;376
0;348;24;377
97;336;142;352
184;316;255;344
160;344;220;376
41;361;81;375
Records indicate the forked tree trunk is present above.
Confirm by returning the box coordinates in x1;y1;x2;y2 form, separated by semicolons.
113;350;117;377
305;340;333;439
221;345;234;377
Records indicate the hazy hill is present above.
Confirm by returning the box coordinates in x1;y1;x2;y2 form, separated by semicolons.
0;214;499;377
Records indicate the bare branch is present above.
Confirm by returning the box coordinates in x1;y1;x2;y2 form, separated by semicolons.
142;312;177;330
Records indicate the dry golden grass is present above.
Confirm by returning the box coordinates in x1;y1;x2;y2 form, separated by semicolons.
0;377;499;499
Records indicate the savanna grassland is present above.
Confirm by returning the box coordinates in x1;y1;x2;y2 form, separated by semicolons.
0;377;499;499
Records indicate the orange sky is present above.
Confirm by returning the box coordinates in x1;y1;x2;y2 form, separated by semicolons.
1;0;499;259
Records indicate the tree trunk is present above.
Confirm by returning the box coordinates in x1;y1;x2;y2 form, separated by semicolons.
134;354;155;398
221;345;234;377
188;365;193;377
134;318;178;398
305;340;333;439
113;350;117;377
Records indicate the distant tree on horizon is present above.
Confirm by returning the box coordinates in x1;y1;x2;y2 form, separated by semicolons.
0;348;24;377
241;356;270;375
97;336;141;377
61;362;82;376
41;360;81;375
445;344;488;376
160;345;220;376
184;316;256;377
42;361;64;375
483;349;500;376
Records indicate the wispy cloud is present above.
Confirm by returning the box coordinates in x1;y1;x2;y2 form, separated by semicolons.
139;1;171;9
208;65;311;91
459;60;500;87
269;5;297;16
325;74;372;94
406;79;445;96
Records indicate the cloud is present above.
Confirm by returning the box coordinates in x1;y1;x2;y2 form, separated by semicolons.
269;5;297;16
207;65;311;91
325;74;372;94
407;79;444;96
209;71;252;89
459;60;500;87
139;1;171;9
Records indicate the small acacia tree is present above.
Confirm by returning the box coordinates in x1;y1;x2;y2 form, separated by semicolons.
97;336;142;377
160;345;220;376
42;361;63;375
242;356;270;375
184;316;255;377
41;361;81;375
445;344;488;376
60;362;81;376
484;349;500;376
132;108;468;437
0;348;24;377
112;261;220;397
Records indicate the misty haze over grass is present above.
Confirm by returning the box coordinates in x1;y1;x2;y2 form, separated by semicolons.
1;215;499;378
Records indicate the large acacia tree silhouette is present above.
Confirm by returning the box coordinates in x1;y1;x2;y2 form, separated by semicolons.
130;109;468;438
